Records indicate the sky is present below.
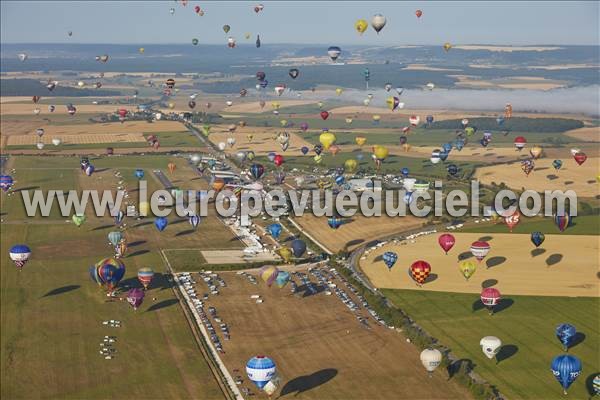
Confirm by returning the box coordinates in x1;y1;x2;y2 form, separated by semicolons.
1;1;599;45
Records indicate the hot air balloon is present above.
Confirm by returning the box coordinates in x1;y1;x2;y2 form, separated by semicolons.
344;159;358;173
288;68;299;79
555;323;577;351
300;146;309;155
355;136;366;146
72;214;86;227
514;136;527;151
246;356;276;389
470;241;490;263
504;210;521;232
573;152;587;165
18;53;28;62
275;271;290;288
108;231;123;247
249;163;265;180
458;260;476;281
223;25;231;34
114;210;125;226
530;146;543;159
410;260;431;286
447;164;459;176
552;159;563;171
154;217;168;232
386;96;400;111
189;215;201;229
430;150;441;164
9;244;32;270
273;154;284;167
554;213;571;232
266;223;282;239
90;257;125;294
480;287;501;315
166;78;176;89
0;175;14;192
274;84;286;96
126;288;145;310
169;7;175;15
320;110;330;120
260;266;280;287
443;42;452;52
167;162;176;174
327;46;342;62
480;336;502;361
355;19;368;35
328;216;342;229
133;169;145;180
371;14;386;33
382;252;398;270
409;115;421;126
319;132;336;150
551;355;582;394
504;103;513;119
420;348;442;376
415;9;423;18
426;82;435;90
438;234;455;254
530;232;545;248
521;159;535;177
291;239;306;258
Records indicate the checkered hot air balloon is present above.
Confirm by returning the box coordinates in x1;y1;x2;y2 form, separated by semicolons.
382;251;398;270
9;244;32;270
410;260;431;286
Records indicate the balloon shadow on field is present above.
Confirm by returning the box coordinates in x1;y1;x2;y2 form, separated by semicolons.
447;359;475;380
14;186;40;192
531;248;546;257
373;255;383;262
478;236;494;242
481;279;498;288
146;298;179;312
545;254;563;267
133;221;153;228
128;249;150;258
129;240;146;247
91;224;114;231
458;251;473;261
486;256;506;269
42;285;80;297
279;368;337;397
424;273;438;284
344;239;364;249
570;332;586;349
496;344;518;364
493;298;514;314
175;229;194;237
546;174;559;181
95;168;110;173
585;373;599;397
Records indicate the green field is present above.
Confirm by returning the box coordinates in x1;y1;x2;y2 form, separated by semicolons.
461;215;600;235
382;289;599;400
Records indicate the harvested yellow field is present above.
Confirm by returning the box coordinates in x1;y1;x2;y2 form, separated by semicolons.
564;126;600;142
0;103;139;115
293;213;424;253
2;120;185;137
0;96;34;103
475;157;599;197
224;100;317;113
360;232;599;297
6;132;145;146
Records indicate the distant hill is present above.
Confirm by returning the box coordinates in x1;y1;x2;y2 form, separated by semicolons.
0;78;120;96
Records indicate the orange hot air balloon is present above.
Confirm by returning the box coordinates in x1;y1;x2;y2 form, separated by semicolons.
329;144;341;156
212;178;225;191
415;9;423;18
504;103;513;119
167;162;176;174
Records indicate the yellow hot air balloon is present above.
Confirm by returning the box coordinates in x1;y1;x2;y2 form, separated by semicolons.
530;145;543;159
139;201;150;217
355;19;368;35
355;136;367;146
344;158;358;173
403;143;411;152
319;132;336;150
280;119;288;127
139;47;145;54
168;102;175;109
458;260;477;281
335;88;343;96
246;134;254;142
372;115;381;122
443;42;452;52
345;117;353;124
318;101;324;109
314;154;323;164
373;145;388;160
277;247;293;263
271;102;280;109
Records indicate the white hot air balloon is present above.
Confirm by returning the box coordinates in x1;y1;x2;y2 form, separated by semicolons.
77;81;85;88
52;138;62;146
409;115;420;126
430;149;441;164
398;102;405;109
155;112;162;120
274;85;286;96
218;142;227;151
480;336;502;361
36;142;45;150
403;178;416;192
371;14;387;34
426;82;435;90
226;101;233;107
227;137;236;147
420;348;442;376
18;53;28;62
363;99;370;106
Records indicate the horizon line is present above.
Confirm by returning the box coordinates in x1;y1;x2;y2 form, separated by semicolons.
1;42;598;47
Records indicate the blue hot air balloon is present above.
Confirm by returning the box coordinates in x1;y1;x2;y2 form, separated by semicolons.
189;215;201;229
267;152;276;162
246;355;276;389
114;210;125;225
154;217;168;232
401;167;410;177
439;149;449;162
555;323;577;351
134;169;145;179
552;159;563;171
382;251;398;270
455;139;465;151
403;191;414;205
85;164;95;176
426;115;434;125
530;231;545;248
9;244;32;270
442;143;453;153
291;239;306;258
496;116;505;125
275;271;290;288
327;216;342;229
301;146;309;155
108;231;123;247
335;175;345;186
551;354;582;394
447;164;459;176
0;175;14;192
266;223;282;239
250;163;265;180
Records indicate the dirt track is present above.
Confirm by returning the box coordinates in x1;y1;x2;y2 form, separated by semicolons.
360;232;599;297
200;270;471;399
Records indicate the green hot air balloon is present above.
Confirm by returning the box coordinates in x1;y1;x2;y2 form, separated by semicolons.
72;214;86;227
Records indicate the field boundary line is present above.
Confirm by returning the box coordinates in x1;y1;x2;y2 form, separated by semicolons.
287;217;333;255
160;249;244;400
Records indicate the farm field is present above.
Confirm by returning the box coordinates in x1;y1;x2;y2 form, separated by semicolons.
359;232;599;297
382;289;599;400
193;269;471;399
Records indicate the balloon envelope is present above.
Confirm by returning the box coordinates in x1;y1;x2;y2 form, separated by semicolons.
246;356;276;389
551;354;582;392
480;336;502;359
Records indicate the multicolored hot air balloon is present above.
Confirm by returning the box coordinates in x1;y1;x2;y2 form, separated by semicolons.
9;244;32;270
551;354;582;394
137;267;154;290
108;231;123;247
410;260;431;286
126;288;145;310
89;257;125;294
504;210;521;232
250;163;265;180
480;287;501;315
438;234;455;254
371;13;386;34
246;356;276;389
260;266;280;287
382;251;398;270
0;175;14;192
275;270;290;288
554;213;571;232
